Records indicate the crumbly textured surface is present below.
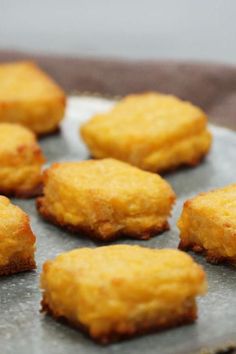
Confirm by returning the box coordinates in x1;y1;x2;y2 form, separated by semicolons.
0;61;66;135
80;92;212;172
0;196;36;275
36;158;176;241
0;123;45;197
178;184;236;265
40;245;207;344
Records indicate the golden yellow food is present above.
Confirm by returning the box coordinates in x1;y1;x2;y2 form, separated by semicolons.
0;196;36;275
41;245;207;343
80;92;212;172
37;158;175;241
178;184;236;265
0;123;45;197
0;61;66;135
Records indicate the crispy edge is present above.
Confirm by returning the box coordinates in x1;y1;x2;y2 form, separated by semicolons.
37;125;61;138
0;182;43;199
160;153;208;174
0;111;62;137
41;295;197;344
0;257;36;276
178;241;235;266
36;196;170;242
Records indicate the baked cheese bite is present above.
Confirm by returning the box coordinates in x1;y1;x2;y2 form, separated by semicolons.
0;123;45;197
178;184;236;265
40;245;207;344
0;196;36;275
36;158;175;241
80;92;212;173
0;61;66;135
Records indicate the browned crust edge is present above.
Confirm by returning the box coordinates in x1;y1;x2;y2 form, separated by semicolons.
0;182;43;199
37;125;61;138
0;257;36;276
41;295;197;344
178;240;234;265
36;197;170;242
160;153;207;174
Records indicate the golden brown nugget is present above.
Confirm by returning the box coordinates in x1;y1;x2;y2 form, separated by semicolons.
0;196;36;275
178;184;236;265
0;61;66;135
40;245;207;344
0;123;45;197
80;92;212;173
36;159;175;241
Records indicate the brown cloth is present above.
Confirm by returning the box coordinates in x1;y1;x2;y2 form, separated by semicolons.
0;50;236;129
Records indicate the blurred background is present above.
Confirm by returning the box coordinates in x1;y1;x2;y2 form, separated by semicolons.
0;0;236;63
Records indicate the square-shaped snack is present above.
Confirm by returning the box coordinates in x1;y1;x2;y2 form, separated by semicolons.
80;92;212;172
178;184;236;265
36;158;175;241
0;123;45;197
0;61;66;135
0;196;36;275
41;245;207;344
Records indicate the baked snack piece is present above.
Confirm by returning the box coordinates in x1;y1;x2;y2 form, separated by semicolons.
0;196;36;275
0;123;45;197
36;158;175;241
41;245;207;344
178;184;236;265
80;92;212;173
0;61;66;135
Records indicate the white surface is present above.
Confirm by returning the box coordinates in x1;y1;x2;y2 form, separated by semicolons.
0;0;236;63
61;95;114;157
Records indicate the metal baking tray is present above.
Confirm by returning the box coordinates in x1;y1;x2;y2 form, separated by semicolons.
1;96;236;354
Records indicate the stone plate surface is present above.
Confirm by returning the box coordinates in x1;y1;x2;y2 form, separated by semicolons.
1;96;236;354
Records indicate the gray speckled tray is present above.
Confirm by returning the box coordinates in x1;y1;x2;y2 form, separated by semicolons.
1;96;236;354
